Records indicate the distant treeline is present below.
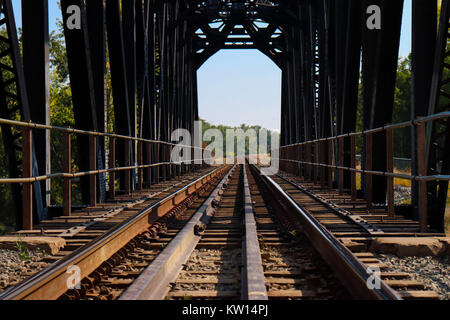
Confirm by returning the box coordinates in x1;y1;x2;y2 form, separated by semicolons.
200;120;279;157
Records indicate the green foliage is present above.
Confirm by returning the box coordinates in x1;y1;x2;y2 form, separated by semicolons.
15;236;31;261
48;27;76;205
200;119;279;157
0;28;19;231
49;28;74;126
356;55;412;158
0;125;16;233
393;55;412;159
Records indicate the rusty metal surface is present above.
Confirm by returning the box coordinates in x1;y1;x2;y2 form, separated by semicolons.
255;167;401;300
119;165;236;300
241;164;268;300
22;126;33;230
276;174;384;236
63;131;71;217
0;166;226;300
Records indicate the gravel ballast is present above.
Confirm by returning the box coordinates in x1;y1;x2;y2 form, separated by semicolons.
378;254;450;300
0;249;48;293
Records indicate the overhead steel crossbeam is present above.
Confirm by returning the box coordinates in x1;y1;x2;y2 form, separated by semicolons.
187;0;287;69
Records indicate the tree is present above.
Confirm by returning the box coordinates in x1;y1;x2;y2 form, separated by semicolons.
392;55;412;158
200;119;279;157
356;55;412;158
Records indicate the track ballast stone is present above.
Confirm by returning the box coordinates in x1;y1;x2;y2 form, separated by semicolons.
0;249;48;293
378;254;450;300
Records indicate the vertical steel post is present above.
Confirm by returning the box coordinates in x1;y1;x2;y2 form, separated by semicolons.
328;140;333;188
320;140;326;187
22;127;33;230
61;0;100;205
109;137;116;200
411;0;437;221
63;132;72;216
306;143;312;181
89;134;97;207
22;0;50;215
364;0;404;204
386;127;395;217
106;0;133;192
124;139;131;195
293;146;296;175
314;141;319;184
137;140;143;190
156;143;161;183
162;144;167;181
146;142;152;187
416;121;428;232
338;137;344;194
351;135;357;201
86;0;107;203
288;146;292;174
365;133;373;208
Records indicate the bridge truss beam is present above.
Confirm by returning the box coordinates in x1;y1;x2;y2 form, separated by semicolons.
0;0;448;232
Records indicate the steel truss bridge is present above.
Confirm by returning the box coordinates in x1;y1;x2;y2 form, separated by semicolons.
0;0;448;233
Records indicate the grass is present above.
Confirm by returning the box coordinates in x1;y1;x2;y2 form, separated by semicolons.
15;235;31;261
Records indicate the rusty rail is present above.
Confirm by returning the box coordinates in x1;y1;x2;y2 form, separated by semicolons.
252;165;402;300
0;166;227;300
119;165;236;300
241;163;268;300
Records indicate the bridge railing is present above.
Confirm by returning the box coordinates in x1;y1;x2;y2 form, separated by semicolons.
0;118;211;230
277;111;450;232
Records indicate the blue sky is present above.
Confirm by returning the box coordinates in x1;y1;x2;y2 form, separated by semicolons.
12;0;413;131
199;2;412;131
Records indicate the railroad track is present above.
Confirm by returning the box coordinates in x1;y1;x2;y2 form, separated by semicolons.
120;164;350;300
0;165;231;300
246;165;351;300
1;163;438;300
266;169;441;300
275;172;444;237
9;167;216;263
159;165;244;300
119;164;400;300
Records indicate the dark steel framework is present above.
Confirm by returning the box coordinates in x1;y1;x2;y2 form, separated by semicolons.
0;0;448;231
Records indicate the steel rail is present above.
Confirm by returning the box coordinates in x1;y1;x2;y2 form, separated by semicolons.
274;173;384;235
0;166;227;300
121;164;269;300
241;163;268;300
119;165;236;300
252;165;402;300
